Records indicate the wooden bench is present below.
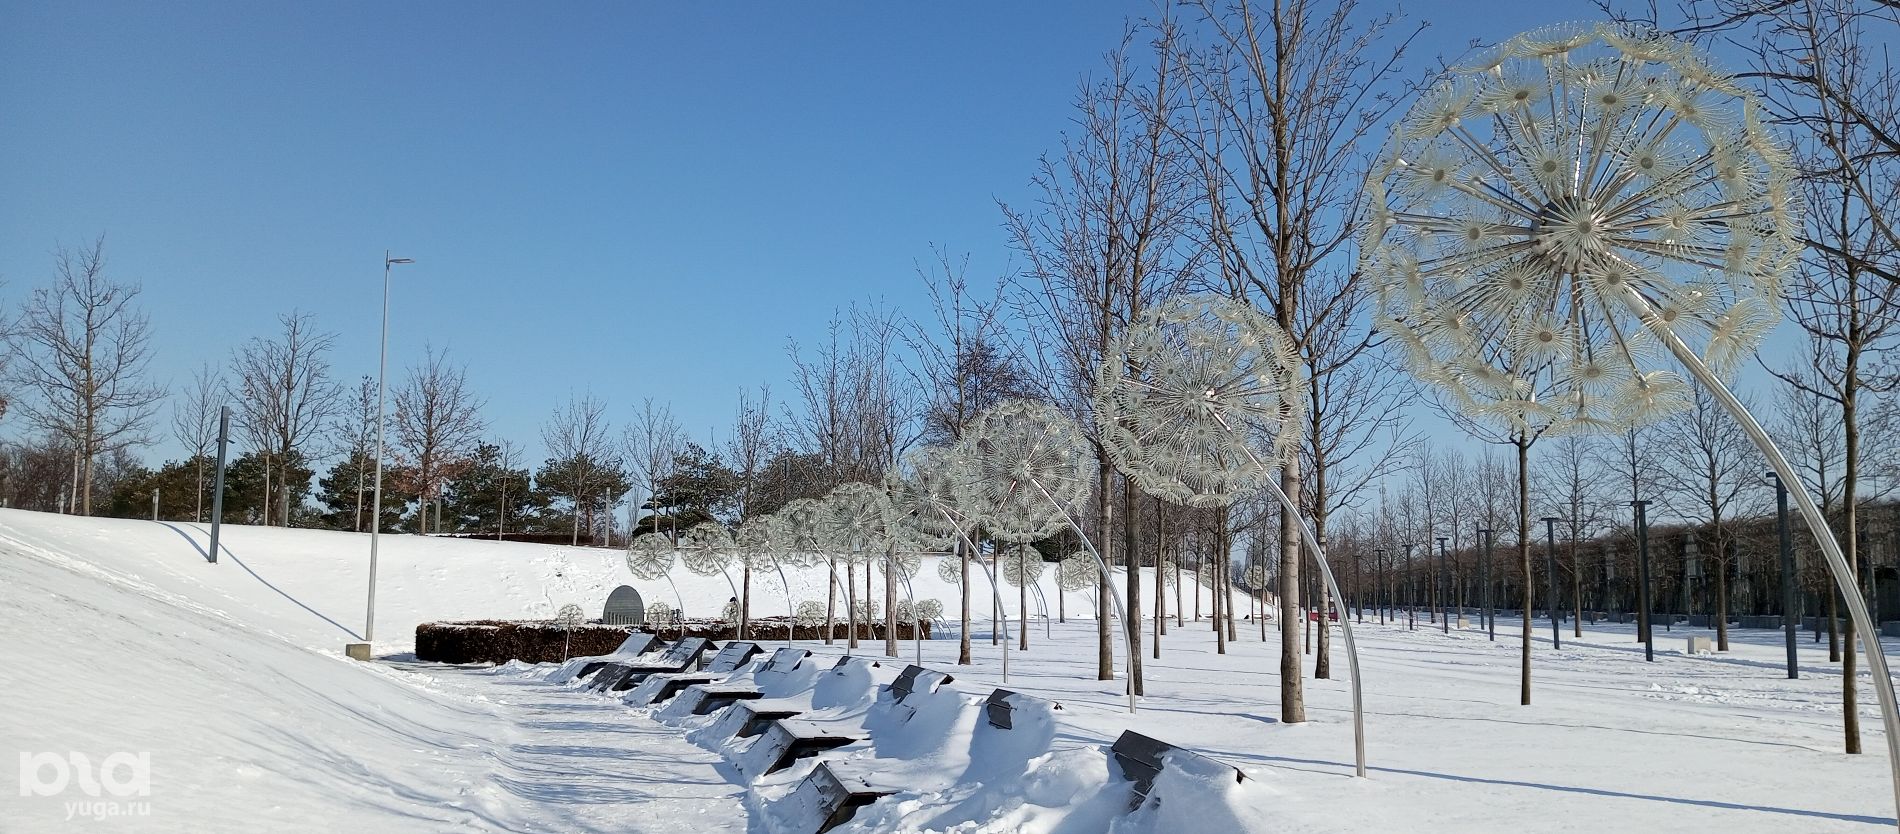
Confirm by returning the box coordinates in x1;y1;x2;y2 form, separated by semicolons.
630;641;765;706
590;637;715;692
1109;731;1246;811
677;647;813;716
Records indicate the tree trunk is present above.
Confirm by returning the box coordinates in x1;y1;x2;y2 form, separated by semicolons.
1280;462;1304;722
885;548;898;658
958;537;973;665
825;561;837;646
741;564;752;641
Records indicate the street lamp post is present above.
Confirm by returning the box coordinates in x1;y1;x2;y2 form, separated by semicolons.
1403;543;1416;630
1633;500;1654;662
1479;528;1494;641
1437;536;1450;634
364;251;413;647
1543;517;1562;649
1374;548;1386;624
1767;472;1797;679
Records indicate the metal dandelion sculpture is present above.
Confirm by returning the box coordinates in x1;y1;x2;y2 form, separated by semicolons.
1097;294;1303;505
737;515;797;645
822;482;895;649
1364;22;1900;815
1095;292;1364;774
626;532;686;616
955;399;1132;710
1363;22;1797;435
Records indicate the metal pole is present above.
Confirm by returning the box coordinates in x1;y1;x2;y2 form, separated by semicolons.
206;407;230;565
1480;528;1495;641
1771;473;1797;679
1026;478;1135;714
1633;499;1654;661
1544;517;1561;649
1438;536;1450;634
152;489;159;522
366;251;411;643
1621;285;1900;824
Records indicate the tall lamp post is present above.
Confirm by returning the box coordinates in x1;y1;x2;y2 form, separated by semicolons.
1479;528;1494;641
1633;500;1654;663
1767;472;1797;679
1437;536;1451;634
1543;517;1562;649
1373;548;1386;624
362;251;413;650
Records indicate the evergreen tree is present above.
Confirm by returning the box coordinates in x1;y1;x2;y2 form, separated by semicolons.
442;442;538;535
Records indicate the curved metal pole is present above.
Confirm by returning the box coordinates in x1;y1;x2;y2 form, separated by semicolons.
770;558;797;647
898;567;922;665
933;507;1013;682
1256;472;1367;777
1030;579;1054;639
1028;477;1138;714
1620;287;1900;824
1216;415;1368;778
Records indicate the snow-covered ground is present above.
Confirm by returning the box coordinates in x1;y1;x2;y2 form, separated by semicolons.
2;507;1896;832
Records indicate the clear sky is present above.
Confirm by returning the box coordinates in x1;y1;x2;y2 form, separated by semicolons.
5;0;1685;474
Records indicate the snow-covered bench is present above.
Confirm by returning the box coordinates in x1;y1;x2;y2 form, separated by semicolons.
674;647;813;716
586;637;715;692
880;665;954;726
727;655;879;740
784;683;1042;834
982;688;1060;729
1109;730;1247;812
573;632;662;682
751;717;861;776
626;641;765;706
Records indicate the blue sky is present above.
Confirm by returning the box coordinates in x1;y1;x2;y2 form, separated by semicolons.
5;0;1710;474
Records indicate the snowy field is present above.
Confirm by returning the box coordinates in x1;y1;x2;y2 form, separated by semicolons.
3;507;1897;832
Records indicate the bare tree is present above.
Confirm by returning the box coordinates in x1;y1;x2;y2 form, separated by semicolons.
1658;388;1767;652
328;376;380;532
1181;0;1422;722
231;311;342;526
623;397;681;542
6;236;162;515
906;250;1029;666
1007;19;1203;690
725;383;777;634
171;363;223;522
393;346;486;531
1534;436;1614;639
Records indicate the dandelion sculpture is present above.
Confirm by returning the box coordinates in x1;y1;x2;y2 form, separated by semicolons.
1000;544;1051;646
1094;291;1364;774
1361;21;1900;812
680;522;740;638
736;515;798;646
626;532;686;617
1057;553;1100;616
770;498;838;643
890;446;1016;678
822;482;894;649
955;398;1135;712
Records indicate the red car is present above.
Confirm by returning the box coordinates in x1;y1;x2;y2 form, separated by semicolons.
1306;609;1340;622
